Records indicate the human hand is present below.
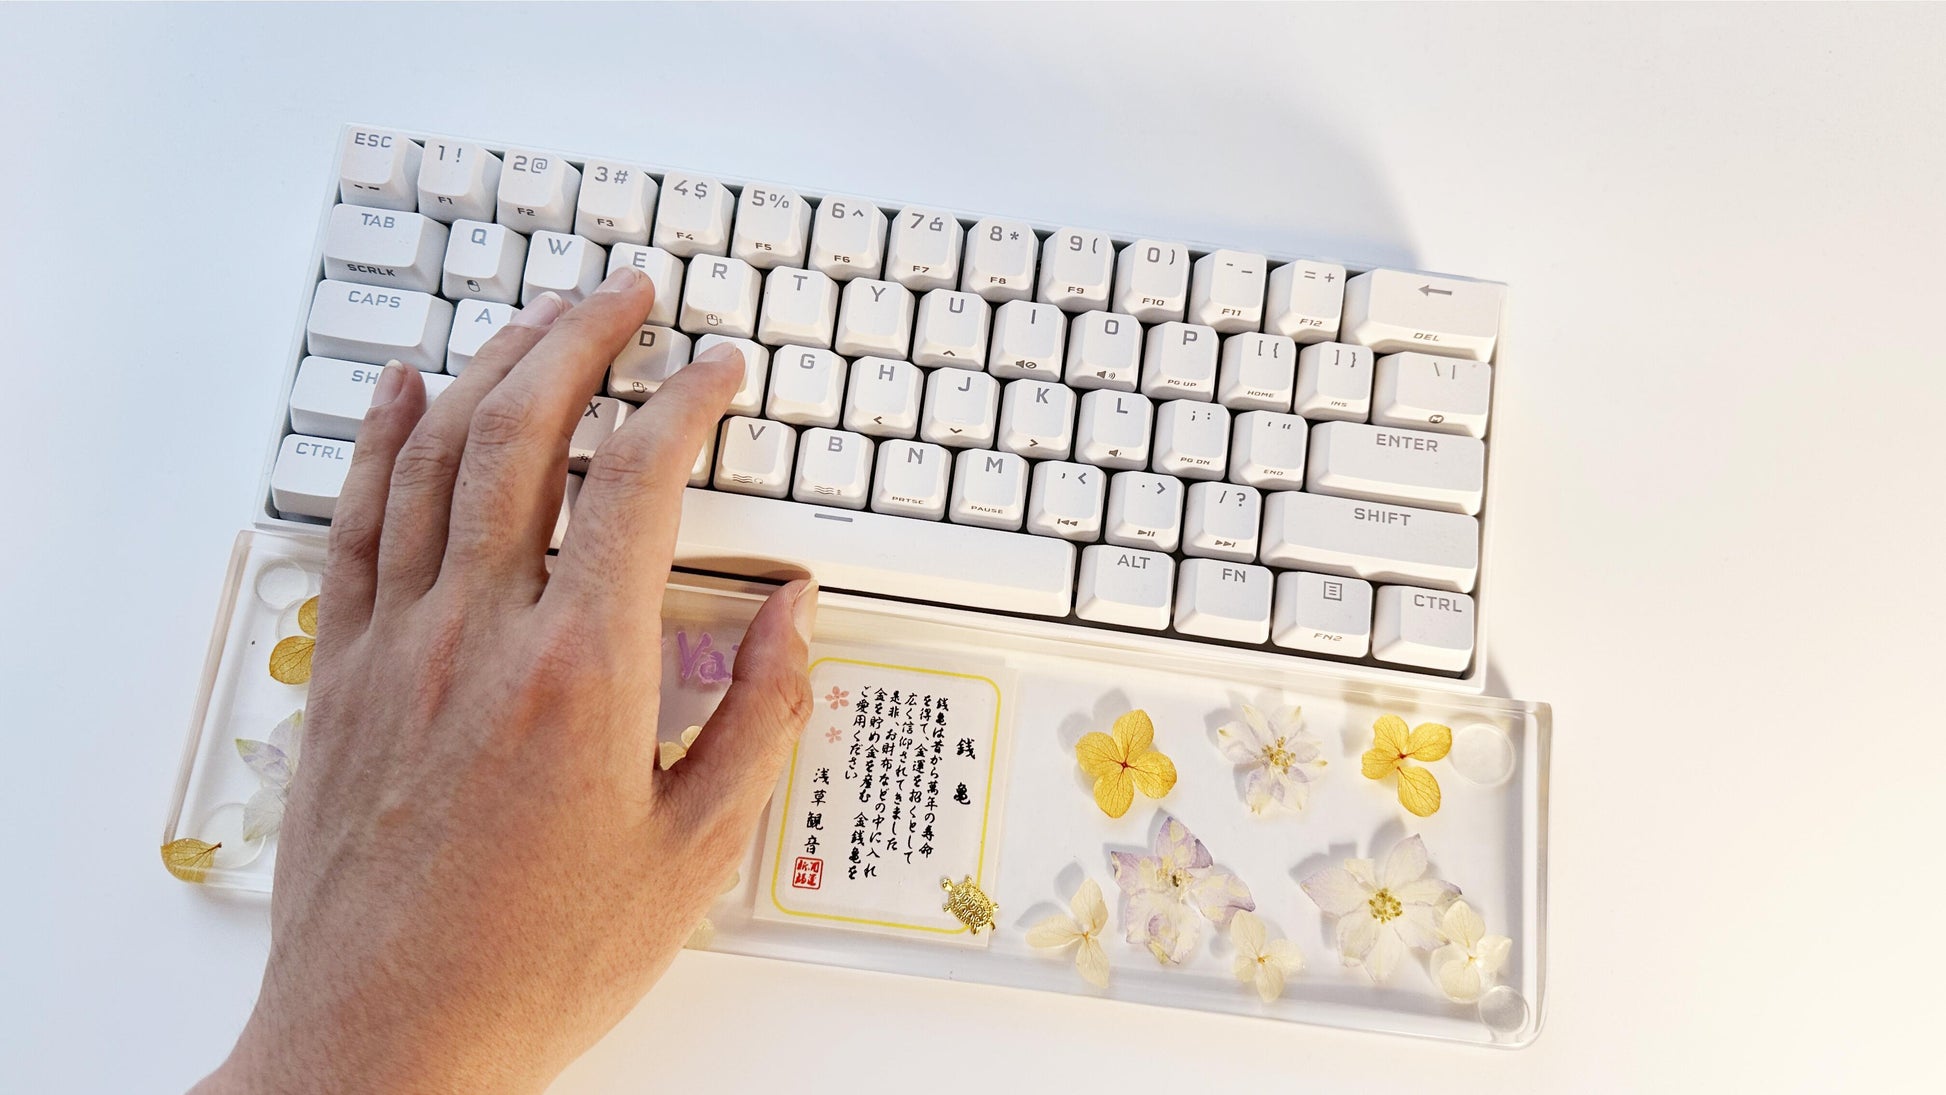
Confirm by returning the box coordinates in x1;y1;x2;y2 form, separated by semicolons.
196;267;817;1094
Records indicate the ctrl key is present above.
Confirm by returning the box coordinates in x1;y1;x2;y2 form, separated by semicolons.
1373;585;1475;671
271;433;354;519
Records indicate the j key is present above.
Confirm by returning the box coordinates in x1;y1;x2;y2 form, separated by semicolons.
757;266;839;348
731;183;811;270
1182;482;1261;562
886;206;962;292
568;396;629;473
912;290;990;369
680;256;761;338
337;127;420;212
950;448;1029;530
306;280;454;372
1038;227;1113;313
1073;390;1154;470
921;369;999;449
693;335;769;416
1188;249;1267;333
1371;352;1492;438
445;300;514;374
872;439;951;519
1259;490;1479;593
767;346;848;427
417;140;500;224
1271;571;1373;656
654;174;736;258
714;416;796;498
792;428;873;509
1264;260;1346;344
1113;239;1190;323
997;378;1076;460
605;244;683;326
1141;322;1219;401
1342;269;1504;362
962;217;1037;303
443;220;526;305
324;204;448;294
522;232;606;305
1173;558;1272;643
1075;545;1174;630
271;434;355;519
1217;333;1297;411
497;150;580;234
834;278;915;359
608;325;693;400
1104;470;1183;552
1373;586;1475;671
574;161;657;246
989;300;1066;381
1026;461;1105;541
289;356;456;440
844;356;923;439
808;195;888;282
1227;410;1308;490
1307;421;1485;515
1151;399;1230;480
1066;311;1141;393
1294;341;1374;422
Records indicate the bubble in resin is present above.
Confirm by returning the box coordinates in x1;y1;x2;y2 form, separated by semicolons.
1451;722;1516;786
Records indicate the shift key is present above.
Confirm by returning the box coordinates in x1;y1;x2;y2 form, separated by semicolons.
1260;491;1478;593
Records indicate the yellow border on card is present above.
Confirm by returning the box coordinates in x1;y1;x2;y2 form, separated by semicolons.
767;657;1002;934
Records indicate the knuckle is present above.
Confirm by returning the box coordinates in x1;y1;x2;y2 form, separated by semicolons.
468;389;541;449
582;428;663;487
325;507;381;563
388;432;462;495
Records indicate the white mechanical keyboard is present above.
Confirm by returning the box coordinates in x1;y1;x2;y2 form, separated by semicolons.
267;126;1507;685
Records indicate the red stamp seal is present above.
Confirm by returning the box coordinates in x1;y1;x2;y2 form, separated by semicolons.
791;856;823;890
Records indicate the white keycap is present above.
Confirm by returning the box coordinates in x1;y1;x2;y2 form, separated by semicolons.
961;217;1036;303
289;356;456;440
988;300;1067;381
757;266;839;348
522;232;606;305
416;139;499;224
1066;310;1142;392
337;127;420;211
608;325;692;400
605;244;683;326
911;289;990;369
568;396;629;473
443;220;527;304
872;439;951;519
1173;559;1272;643
1104;470;1183;552
1307;421;1485;515
843;356;923;439
1217;332;1297;411
1073;390;1153;470
808;195;888;282
1075;545;1174;629
1342;269;1504;362
1151;399;1230;480
693;335;770;416
714;416;796;498
833;278;915;359
886;206;963;292
1272;572;1373;656
1189;249;1267;333
272;434;355;519
792;428;873;509
574;161;656;246
950;448;1029;530
997;379;1076;460
680;256;761;338
731;183;811;270
653;174;736;258
306;280;454;371
1265;260;1346;344
1371;352;1492;438
1026;461;1105;542
497;150;580;234
1140;322;1219;401
767;346;848;427
1038;227;1113;312
1373;586;1475;671
1112;239;1191;323
551;475;580;551
1259;490;1479;593
1293;341;1374;422
1227;410;1308;490
1182;481;1261;562
921;369;999;449
324;204;448;293
445;299;515;374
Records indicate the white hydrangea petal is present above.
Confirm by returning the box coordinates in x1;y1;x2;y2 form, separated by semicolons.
1026;914;1084;949
241;786;285;842
1254;960;1288;1002
1073;878;1109;933
1442;899;1486;949
1478;934;1513;975
1365;924;1405;981
1300;866;1370;916
1267;938;1304;975
1380;834;1430;889
1438;955;1484;1002
1229;909;1268;955
1075;936;1111;988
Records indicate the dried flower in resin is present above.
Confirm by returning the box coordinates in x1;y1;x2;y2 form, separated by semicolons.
1026;878;1111;988
1111;814;1254;964
1299;833;1457;982
658;724;703;770
1430;900;1511;1003
1216;705;1326;815
1361;715;1451;817
161;838;221;883
236;710;303;841
1076;710;1177;819
268;596;321;685
1229;910;1304;1002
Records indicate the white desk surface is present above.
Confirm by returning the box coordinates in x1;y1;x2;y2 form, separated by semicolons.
4;4;1942;1091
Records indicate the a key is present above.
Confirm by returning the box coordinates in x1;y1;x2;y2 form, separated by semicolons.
950;448;1029;530
551;475;580;551
1038;227;1113;313
1173;558;1272;643
1112;239;1190;323
757;266;839;348
608;325;692;400
443;220;527;305
1026;461;1105;542
1265;260;1345;344
808;196;888;282
1307;421;1485;515
605;244;683;326
961;217;1036;303
679;256;761;338
766;346;848;427
1227;410;1308;490
833;278;915;359
324;204;448;294
416;139;500;224
1140;322;1219;401
568;396;629;473
574;161;657;246
1371;352;1492;438
1189;249;1267;333
337;127;420;212
1066;310;1141;393
871;439;951;519
497;150;580;234
1073;390;1154;470
271;434;355;519
792;428;873;509
445;299;514;374
693;334;770;416
714;416;796;498
989;300;1067;380
911;289;991;369
1075;545;1174;629
843;356;923;439
886;206;962;292
1151;399;1230;480
306;280;454;371
1293;341;1374;422
1182;482;1261;562
921;369;999;449
1271;571;1373;656
1217;332;1297;411
289;356;455;440
997;378;1076;460
1373;586;1475;671
522;232;606;305
653;174;736;258
1104;470;1183;552
1342;269;1504;361
1259;490;1479;593
731;183;811;270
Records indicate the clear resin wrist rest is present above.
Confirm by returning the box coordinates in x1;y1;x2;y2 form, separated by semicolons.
165;528;1550;1046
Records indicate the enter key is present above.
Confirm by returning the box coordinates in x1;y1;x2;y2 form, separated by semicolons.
1306;421;1485;515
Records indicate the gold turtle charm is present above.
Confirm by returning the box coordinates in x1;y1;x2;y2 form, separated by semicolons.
940;875;998;934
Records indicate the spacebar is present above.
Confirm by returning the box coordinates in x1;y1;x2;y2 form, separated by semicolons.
674;489;1077;617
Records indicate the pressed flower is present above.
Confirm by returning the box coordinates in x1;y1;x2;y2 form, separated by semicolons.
161;838;221;883
1216;705;1326;815
268;596;321;684
1430;900;1511;1003
1026;878;1112;988
235;710;304;841
658;724;703;770
1299;833;1457;982
1111;814;1255;964
1361;714;1451;817
1075;709;1178;818
1229;910;1304;1002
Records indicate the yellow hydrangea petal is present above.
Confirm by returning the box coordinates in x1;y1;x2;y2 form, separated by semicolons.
1372;713;1409;756
1361;746;1401;780
1111;709;1155;756
297;595;320;637
161;838;221;883
1127;747;1177;800
1396;764;1442;817
1093;769;1136;818
1075;732;1125;778
1407;722;1453;762
268;635;315;685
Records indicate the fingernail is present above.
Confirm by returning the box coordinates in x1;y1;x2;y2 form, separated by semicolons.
790;580;819;644
692;341;745;370
510;292;565;328
371;362;408;408
595;265;644;294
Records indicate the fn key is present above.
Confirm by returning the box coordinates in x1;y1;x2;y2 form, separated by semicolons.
1373;586;1475;671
